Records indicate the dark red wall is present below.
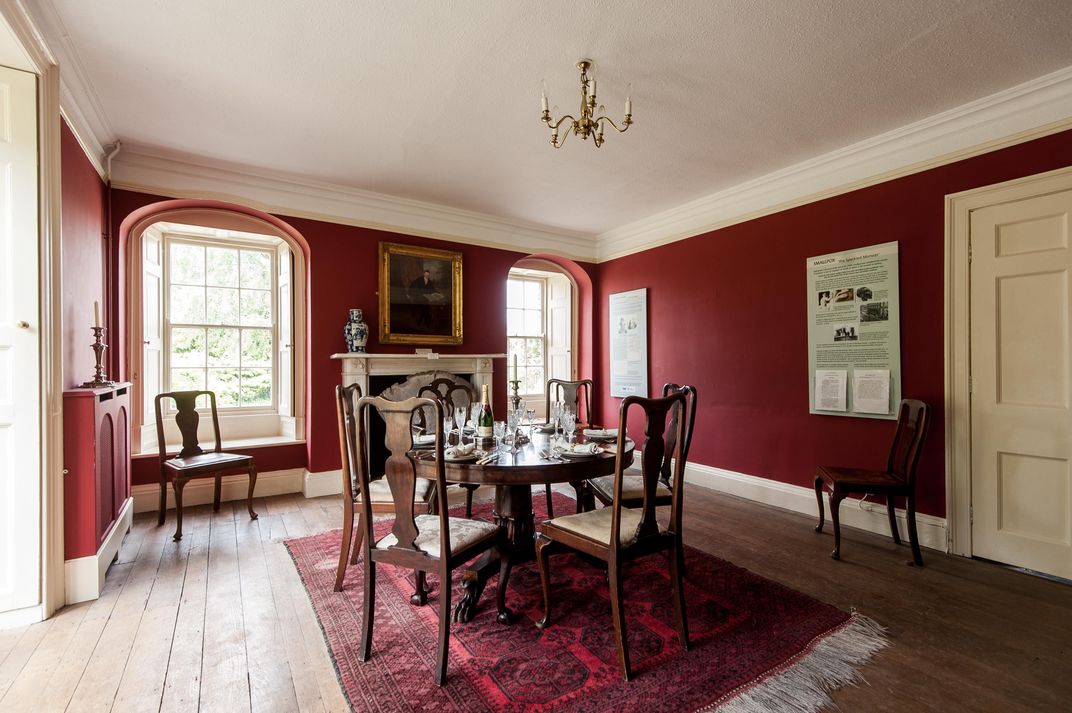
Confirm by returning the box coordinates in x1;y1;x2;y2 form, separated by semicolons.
60;120;108;389
594;128;1072;517
109;190;597;483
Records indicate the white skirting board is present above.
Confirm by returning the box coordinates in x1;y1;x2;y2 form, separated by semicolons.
64;497;134;605
303;469;342;498
130;467;307;513
682;461;948;552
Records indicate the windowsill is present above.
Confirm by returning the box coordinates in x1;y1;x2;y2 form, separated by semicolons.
133;435;305;459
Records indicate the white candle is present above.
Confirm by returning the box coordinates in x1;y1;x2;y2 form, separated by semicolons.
513;354;518;382
540;80;549;112
589;79;596;98
625;83;632;115
93;300;100;329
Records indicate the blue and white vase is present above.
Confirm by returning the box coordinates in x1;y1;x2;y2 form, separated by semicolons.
344;308;368;353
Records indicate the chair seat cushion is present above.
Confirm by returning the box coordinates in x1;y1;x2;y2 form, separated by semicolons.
165;451;252;471
545;507;662;547
376;514;497;555
362;477;433;504
589;474;671;503
817;466;903;488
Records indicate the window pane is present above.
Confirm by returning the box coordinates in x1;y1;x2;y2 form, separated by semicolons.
241;251;271;288
242;329;272;367
525;337;543;365
208;368;241;407
240;290;271;326
207;328;240;367
523;367;544;395
206;287;240;325
523;310;541;336
170;285;205;324
524;280;542;307
507;337;525;364
507;279;523;308
206;247;239;287
506;308;523;335
170;328;205;367
170;367;205;392
169;243;204;285
240;368;272;406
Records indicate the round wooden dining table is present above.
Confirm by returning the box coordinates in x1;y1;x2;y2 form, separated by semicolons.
411;430;634;623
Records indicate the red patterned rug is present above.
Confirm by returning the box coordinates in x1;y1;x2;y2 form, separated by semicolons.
284;494;887;712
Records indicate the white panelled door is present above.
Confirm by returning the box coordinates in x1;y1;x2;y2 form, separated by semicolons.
547;274;572;382
970;188;1072;579
0;66;40;614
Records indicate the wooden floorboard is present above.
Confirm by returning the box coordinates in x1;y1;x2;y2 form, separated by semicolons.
1;486;1068;712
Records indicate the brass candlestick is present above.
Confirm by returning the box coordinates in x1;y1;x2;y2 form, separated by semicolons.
81;326;115;388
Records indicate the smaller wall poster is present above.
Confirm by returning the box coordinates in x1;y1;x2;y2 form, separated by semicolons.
807;242;901;419
609;288;648;398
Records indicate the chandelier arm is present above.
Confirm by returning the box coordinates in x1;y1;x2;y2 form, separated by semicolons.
595;116;632;134
552;127;571;148
547;114;577;132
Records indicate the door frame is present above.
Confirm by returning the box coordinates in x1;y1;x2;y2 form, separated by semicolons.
944;165;1072;557
0;4;65;620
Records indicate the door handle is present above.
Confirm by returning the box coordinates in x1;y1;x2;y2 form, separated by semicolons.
16;320;30;329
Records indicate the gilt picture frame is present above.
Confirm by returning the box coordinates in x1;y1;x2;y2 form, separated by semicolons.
378;242;463;345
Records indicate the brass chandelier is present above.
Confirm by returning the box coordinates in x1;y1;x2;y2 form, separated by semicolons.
540;59;632;148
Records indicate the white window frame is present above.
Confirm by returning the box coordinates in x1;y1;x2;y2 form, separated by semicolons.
161;232;279;415
507;273;548;398
128;216;306;454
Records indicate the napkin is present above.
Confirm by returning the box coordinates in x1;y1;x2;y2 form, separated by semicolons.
582;428;617;438
445;442;476;459
566;442;601;455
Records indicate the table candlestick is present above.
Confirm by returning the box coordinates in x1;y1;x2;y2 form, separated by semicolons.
80;326;115;388
508;378;522;413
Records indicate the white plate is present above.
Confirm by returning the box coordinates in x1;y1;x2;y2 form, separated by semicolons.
535;423;556;433
584;432;618;442
413;434;436;447
444;453;478;462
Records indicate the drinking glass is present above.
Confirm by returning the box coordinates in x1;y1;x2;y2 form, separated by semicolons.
454;406;467;444
493;420;506;452
550;401;563;437
469;403;481;432
562;410;577;446
442;415;454;445
507;409;520;452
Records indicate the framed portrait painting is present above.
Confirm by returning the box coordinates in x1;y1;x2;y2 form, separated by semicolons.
378;242;463;345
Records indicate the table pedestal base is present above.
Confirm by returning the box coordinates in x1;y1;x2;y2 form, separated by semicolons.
452;484;535;623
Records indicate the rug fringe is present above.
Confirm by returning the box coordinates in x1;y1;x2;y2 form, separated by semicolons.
704;614;889;713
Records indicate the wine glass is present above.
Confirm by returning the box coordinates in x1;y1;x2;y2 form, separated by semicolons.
493;420;506;453
469;403;481;434
442;414;454;445
562;410;577;446
454;406;467;444
507;409;520;452
550;401;562;437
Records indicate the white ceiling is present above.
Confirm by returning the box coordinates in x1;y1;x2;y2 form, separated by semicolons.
35;0;1072;237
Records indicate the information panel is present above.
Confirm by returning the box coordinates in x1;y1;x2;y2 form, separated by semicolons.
609;288;649;398
807;242;901;419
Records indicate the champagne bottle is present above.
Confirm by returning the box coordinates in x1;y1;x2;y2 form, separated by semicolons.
477;384;494;438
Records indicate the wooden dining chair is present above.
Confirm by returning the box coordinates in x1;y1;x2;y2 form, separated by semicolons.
534;392;690;681
154;390;258;541
814;399;931;566
334;383;436;593
588;383;696;510
351;394;509;685
543;378;595;517
417;377;481;517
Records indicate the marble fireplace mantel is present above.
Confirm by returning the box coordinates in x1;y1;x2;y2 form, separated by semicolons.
330;352;506;398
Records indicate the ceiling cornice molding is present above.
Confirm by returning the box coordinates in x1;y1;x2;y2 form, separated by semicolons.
22;0;112;176
595;64;1072;262
110;146;598;262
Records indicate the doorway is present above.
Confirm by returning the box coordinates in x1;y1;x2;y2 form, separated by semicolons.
948;167;1072;580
